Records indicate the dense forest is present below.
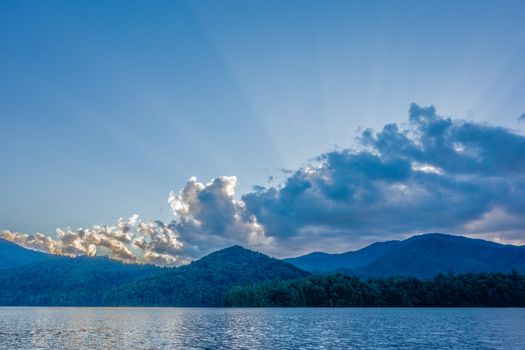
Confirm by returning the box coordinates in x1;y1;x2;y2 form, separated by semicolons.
223;272;525;307
0;256;162;306
104;246;309;306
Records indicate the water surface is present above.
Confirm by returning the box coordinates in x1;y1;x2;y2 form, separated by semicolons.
1;308;524;349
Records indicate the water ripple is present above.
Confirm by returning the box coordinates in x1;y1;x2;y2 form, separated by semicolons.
0;308;524;350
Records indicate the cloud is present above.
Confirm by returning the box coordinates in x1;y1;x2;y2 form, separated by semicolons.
519;113;525;123
168;176;274;256
1;176;274;265
242;104;525;254
2;104;525;261
1;215;188;265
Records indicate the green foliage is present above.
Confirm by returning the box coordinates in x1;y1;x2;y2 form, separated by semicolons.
0;256;161;306
223;271;525;307
104;246;309;306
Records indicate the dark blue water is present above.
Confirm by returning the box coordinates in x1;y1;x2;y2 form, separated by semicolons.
1;308;524;349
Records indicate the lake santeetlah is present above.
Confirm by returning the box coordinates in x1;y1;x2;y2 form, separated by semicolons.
1;308;524;349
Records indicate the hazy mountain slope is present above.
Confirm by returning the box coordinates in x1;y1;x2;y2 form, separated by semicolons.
104;245;310;306
284;240;403;272
285;234;525;279
0;238;53;270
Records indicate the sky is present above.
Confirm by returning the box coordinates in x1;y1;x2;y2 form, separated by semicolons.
1;0;525;263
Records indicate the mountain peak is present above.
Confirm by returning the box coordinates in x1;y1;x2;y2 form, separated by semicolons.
196;244;263;262
105;244;309;306
218;244;251;253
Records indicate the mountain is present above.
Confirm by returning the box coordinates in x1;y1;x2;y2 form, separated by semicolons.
104;245;310;306
3;234;524;306
284;240;403;273
0;255;162;306
0;242;308;306
0;238;53;270
285;233;525;279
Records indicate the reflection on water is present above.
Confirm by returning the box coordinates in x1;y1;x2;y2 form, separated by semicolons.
1;308;524;349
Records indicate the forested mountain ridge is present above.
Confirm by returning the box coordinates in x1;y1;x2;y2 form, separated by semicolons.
0;256;162;306
285;233;525;278
0;244;308;306
104;245;310;306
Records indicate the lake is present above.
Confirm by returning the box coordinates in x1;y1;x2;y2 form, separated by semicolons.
0;308;524;349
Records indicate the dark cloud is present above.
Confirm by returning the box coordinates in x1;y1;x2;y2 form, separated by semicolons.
242;104;525;254
519;113;525;123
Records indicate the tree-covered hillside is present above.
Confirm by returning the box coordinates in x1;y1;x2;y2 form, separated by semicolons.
0;256;162;306
0;244;308;307
104;245;310;306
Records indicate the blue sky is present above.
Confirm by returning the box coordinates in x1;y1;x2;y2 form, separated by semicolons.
1;1;525;261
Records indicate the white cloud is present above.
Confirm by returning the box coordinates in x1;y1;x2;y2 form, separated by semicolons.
2;176;275;265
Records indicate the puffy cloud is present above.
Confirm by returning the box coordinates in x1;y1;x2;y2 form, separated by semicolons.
242;104;525;254
2;215;186;266
2;230;67;255
133;220;189;265
168;176;274;257
2;176;274;265
2;104;525;261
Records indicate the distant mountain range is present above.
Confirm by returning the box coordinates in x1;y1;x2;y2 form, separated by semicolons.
284;233;525;278
1;233;525;306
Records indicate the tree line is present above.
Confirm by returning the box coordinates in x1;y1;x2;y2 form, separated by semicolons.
223;271;525;307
